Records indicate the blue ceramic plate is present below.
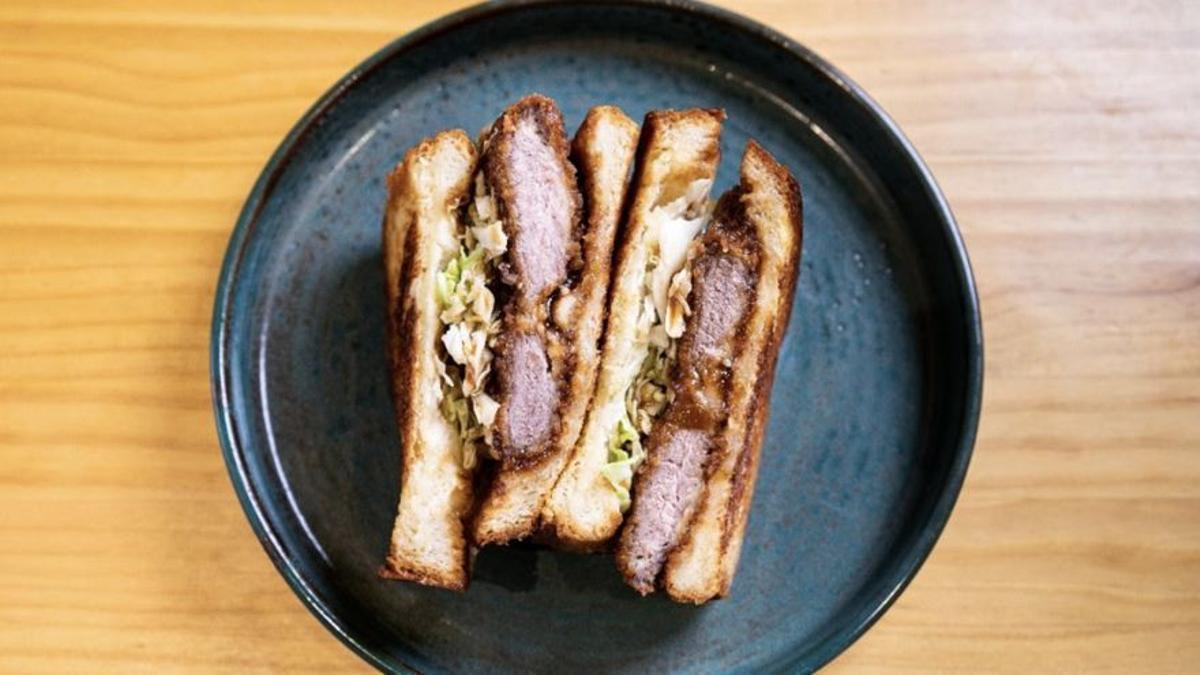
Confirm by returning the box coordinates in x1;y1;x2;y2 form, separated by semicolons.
212;1;982;672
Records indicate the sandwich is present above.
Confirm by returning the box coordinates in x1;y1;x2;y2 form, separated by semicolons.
541;108;727;549
614;140;803;603
468;100;639;546
379;96;639;588
380;95;803;603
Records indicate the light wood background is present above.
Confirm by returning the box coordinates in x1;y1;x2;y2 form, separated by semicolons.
1;1;1196;672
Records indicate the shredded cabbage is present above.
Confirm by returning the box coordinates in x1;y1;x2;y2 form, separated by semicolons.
600;413;644;512
599;178;713;507
435;174;507;469
627;342;672;435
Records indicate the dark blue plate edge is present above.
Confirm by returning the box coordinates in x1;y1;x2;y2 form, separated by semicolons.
208;1;984;673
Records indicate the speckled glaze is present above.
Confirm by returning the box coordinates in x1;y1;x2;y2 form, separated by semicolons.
211;1;982;672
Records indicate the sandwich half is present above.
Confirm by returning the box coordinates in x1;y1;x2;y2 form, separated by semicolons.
541;108;726;549
471;101;640;545
379;98;801;601
381;98;640;584
380;129;479;590
615;141;803;603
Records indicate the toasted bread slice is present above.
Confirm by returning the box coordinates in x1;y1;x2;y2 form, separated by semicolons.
529;106;641;551
541;108;725;550
380;130;479;590
660;141;803;603
471;103;640;545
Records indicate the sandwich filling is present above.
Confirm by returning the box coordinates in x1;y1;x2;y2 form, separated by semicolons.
486;111;578;460
619;249;756;592
435;173;508;469
601;178;713;510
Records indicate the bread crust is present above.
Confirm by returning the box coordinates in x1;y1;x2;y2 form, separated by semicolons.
540;108;725;550
660;140;803;603
471;102;639;545
380;130;478;590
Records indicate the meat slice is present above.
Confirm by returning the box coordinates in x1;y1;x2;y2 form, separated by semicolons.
494;331;558;458
482;95;582;460
686;255;755;361
483;95;581;309
505;116;575;302
618;429;710;593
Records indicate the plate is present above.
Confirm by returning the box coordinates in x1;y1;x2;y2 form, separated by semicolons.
211;1;982;672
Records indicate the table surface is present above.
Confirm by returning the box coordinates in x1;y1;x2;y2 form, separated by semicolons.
1;1;1197;672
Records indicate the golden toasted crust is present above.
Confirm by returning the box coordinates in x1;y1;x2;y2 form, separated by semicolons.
472;103;639;545
541;108;725;550
661;140;803;603
380;130;478;591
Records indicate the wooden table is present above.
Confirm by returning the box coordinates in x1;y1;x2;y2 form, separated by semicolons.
1;1;1196;671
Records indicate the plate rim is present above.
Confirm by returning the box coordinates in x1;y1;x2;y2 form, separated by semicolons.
210;1;984;672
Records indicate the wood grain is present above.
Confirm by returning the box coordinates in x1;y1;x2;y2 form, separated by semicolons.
1;1;1196;672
